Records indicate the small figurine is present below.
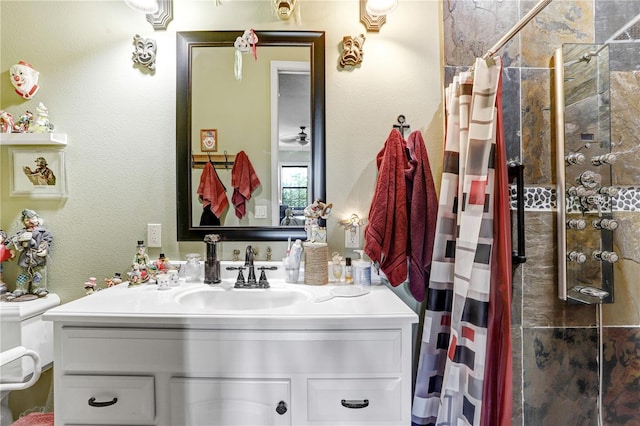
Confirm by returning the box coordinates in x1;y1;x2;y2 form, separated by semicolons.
84;277;98;295
155;253;175;273
105;272;123;288
10;61;40;100
14;111;33;133
29;103;54;133
8;209;53;299
303;199;333;242
0;111;14;133
0;230;16;295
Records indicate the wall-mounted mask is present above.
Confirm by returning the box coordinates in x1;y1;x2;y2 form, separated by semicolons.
132;34;157;71
339;34;366;69
273;0;296;20
10;61;40;99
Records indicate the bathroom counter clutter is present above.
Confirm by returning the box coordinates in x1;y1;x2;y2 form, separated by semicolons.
44;279;417;425
43;279;417;328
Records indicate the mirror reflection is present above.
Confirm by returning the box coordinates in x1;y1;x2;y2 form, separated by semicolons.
176;31;326;241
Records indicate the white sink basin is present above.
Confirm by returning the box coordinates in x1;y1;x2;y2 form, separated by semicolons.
174;286;311;311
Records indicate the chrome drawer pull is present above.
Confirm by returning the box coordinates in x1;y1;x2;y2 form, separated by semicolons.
88;397;118;407
341;399;369;409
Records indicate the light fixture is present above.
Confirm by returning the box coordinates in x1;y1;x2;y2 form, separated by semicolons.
360;0;397;32
124;0;159;14
339;214;366;249
366;0;397;16
273;0;297;20
124;0;173;31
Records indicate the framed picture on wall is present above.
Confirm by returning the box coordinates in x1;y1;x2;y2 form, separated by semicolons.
9;148;67;198
200;129;218;152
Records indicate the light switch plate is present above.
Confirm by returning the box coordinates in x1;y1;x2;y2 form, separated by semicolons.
255;205;267;219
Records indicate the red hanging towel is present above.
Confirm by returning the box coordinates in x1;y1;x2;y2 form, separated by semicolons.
364;129;410;286
197;162;229;219
231;150;261;219
406;130;438;302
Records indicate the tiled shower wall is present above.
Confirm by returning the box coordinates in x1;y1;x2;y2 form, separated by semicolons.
443;1;640;425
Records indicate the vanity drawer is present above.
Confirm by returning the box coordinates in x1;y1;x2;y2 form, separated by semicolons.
306;378;402;424
59;375;154;424
61;327;403;375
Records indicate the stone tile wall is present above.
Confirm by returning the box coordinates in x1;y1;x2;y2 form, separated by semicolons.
442;1;640;424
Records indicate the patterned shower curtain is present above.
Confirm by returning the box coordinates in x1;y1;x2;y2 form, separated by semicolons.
411;57;512;426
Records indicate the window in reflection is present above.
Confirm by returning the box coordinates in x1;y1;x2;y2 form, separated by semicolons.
279;164;308;226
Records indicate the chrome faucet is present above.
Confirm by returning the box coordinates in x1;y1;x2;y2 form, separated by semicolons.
245;245;257;285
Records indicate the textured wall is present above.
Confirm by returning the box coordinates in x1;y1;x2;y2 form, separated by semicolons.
0;1;444;305
443;0;640;424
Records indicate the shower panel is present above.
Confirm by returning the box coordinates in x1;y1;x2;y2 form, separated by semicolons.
554;43;616;304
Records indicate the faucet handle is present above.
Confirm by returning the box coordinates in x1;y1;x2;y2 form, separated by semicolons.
258;270;270;288
235;269;246;287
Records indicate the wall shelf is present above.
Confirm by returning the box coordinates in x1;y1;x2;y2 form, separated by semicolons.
0;133;67;146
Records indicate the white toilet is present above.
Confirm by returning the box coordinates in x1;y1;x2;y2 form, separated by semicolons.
0;295;60;426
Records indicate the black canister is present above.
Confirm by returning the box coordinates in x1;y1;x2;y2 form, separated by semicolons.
204;234;221;284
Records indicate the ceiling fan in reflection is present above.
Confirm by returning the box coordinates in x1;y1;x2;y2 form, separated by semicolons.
280;126;310;145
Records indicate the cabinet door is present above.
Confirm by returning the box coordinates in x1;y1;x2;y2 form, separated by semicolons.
170;378;290;425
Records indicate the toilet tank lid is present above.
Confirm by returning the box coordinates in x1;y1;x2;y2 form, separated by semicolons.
0;294;60;321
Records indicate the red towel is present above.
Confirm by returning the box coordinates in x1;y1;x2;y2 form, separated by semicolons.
11;412;54;426
364;129;410;286
197;162;229;219
231;150;260;219
406;130;438;302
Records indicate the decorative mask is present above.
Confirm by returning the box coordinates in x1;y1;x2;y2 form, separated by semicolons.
10;61;40;99
273;0;297;20
339;34;366;69
132;34;157;71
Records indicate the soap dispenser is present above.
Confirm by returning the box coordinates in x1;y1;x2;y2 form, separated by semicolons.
204;234;221;284
353;250;372;285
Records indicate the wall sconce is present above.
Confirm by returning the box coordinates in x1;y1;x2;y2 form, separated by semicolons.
360;0;398;32
339;214;366;248
273;0;297;20
125;0;173;30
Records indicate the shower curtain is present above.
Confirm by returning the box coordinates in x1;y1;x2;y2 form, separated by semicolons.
411;57;513;426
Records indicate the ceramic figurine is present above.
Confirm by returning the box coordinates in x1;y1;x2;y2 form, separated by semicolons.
128;263;143;286
0;111;14;133
131;241;151;283
7;209;53;298
30;103;54;133
303;199;333;242
10;61;40;99
0;230;16;295
104;272;123;288
14;111;33;133
84;277;98;295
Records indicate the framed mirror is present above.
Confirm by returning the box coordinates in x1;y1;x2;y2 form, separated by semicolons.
176;31;325;241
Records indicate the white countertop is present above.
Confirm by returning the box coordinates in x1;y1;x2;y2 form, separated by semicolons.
43;280;418;329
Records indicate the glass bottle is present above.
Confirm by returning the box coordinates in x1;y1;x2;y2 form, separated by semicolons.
184;253;202;282
344;257;353;284
331;252;344;283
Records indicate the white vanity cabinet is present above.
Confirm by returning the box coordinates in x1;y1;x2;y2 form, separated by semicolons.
44;282;417;425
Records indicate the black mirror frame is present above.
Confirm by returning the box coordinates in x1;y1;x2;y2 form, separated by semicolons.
176;30;326;241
